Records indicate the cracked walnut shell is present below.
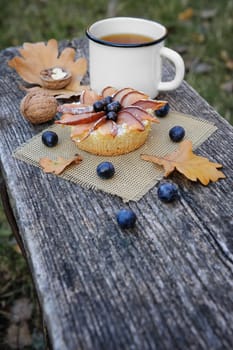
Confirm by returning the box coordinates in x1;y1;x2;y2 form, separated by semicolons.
40;67;72;89
20;90;58;124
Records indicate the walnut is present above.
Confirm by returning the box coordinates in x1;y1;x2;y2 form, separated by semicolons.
20;90;58;124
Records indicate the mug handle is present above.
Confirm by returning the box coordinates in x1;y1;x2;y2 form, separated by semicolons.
158;47;185;92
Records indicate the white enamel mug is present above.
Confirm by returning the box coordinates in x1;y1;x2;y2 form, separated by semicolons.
86;17;185;98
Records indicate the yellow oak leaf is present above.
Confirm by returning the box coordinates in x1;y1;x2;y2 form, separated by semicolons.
8;38;88;96
141;140;225;185
39;154;82;175
178;7;194;21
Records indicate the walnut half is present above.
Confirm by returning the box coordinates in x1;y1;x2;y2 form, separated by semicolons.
40;67;72;89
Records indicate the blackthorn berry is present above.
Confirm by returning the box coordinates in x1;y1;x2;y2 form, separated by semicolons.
169;126;185;142
96;161;115;179
116;209;137;229
155;103;170;117
157;182;179;203
93;100;105;112
42;131;58;147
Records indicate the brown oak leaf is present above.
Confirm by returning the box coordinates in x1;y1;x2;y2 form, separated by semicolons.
39;154;82;175
141;140;225;185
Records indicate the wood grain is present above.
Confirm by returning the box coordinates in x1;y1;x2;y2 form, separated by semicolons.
0;38;233;350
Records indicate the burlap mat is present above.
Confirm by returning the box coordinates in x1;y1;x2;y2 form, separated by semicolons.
13;111;217;202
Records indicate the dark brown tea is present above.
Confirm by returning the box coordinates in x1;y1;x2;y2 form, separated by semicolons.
100;33;154;45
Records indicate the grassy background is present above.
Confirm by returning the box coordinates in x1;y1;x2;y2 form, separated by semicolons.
0;0;232;348
0;0;232;123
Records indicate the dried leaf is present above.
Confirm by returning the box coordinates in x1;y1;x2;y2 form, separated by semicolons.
6;322;32;349
25;85;90;99
141;140;225;185
178;8;194;21
226;59;233;71
39;154;82;175
192;32;205;44
10;298;33;323
219;50;233;70
8;39;88;96
13;243;22;254
220;50;229;62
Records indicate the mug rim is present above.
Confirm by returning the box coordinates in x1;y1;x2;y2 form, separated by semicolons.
86;17;168;48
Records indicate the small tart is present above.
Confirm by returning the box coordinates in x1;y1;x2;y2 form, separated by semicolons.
71;121;151;156
56;87;167;156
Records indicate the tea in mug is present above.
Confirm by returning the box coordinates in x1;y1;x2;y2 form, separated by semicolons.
100;33;154;45
87;17;185;97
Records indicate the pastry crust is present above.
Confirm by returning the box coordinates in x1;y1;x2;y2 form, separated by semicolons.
72;121;151;156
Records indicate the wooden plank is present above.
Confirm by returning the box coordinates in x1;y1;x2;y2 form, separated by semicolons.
0;39;233;350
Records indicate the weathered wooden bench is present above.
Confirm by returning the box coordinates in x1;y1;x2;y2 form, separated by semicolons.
0;38;233;350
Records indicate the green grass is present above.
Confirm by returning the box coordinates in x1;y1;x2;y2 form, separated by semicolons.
0;201;44;348
0;0;232;346
0;0;232;123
